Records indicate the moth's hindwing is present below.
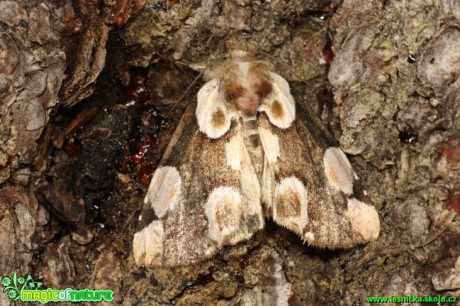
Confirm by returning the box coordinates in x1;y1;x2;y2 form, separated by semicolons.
258;81;380;248
133;99;264;267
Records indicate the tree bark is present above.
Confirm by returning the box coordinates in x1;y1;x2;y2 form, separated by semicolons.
0;0;459;305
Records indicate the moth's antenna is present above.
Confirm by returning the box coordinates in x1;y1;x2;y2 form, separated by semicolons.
163;32;234;119
164;69;206;119
163;51;227;119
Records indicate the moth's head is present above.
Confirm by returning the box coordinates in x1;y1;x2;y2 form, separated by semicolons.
208;54;275;117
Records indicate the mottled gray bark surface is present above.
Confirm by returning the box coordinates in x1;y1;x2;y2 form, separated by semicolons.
1;0;459;305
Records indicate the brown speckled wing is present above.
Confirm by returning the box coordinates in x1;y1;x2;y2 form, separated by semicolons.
258;98;380;249
133;100;264;267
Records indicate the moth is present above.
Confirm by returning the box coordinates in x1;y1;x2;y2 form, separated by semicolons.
133;52;380;267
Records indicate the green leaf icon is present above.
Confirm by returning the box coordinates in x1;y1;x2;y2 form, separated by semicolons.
8;289;18;300
1;277;11;287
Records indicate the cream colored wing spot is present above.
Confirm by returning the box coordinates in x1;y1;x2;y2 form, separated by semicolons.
323;147;354;195
258;127;280;164
145;166;181;218
347;198;380;241
197;79;232;139
225;134;243;170
133;221;164;267
258;72;296;129
273;177;309;232
205;187;243;245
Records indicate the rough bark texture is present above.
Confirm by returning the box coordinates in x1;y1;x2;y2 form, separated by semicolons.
1;0;459;305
